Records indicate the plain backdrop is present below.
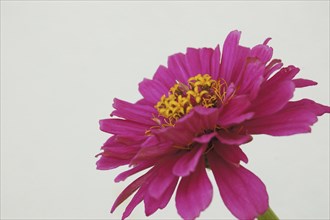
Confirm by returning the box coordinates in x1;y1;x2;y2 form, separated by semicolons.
1;1;329;220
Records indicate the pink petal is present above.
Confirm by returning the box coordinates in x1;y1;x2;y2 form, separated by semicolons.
250;43;273;64
208;153;268;220
264;59;283;79
220;30;241;82
175;160;213;219
193;132;217;144
114;162;154;182
218;95;254;127
111;170;152;213
96;156;128;170
121;184;146;220
167;52;190;83
138;78;168;104
243;99;330;136
173;144;207;176
230;45;250;84
211;44;221;79
148;159;179;199
185;47;203;75
144;178;178;216
293;78;317;88
216;131;252;146
213;143;248;165
152;65;177;90
111;98;156;125
153;107;219;146
132;140;175;164
251;80;295;117
99;119;148;135
236;58;265;100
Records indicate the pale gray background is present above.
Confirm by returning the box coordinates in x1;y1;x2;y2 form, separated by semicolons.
1;1;329;219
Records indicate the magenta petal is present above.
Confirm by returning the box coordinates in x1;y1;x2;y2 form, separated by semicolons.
99;119;148;135
144;178;178;216
193;132;217;144
251;80;295;117
111;170;152;213
112;98;156;125
214;143;249;165
115;162;154;182
264;59;283;79
293;78;317;88
152;65;177;90
211;44;221;79
121;185;146;220
250;43;273;64
220;30;241;82
173;144;207;176
208;153;268;220
148;160;179;199
244;98;330;136
216;132;252;145
168;52;190;83
153;107;219;146
138;78;168;104
96;156;128;170
218;95;254;126
175;160;213;219
237;58;265;100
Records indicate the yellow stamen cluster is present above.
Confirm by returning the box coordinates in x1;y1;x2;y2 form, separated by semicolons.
155;74;228;124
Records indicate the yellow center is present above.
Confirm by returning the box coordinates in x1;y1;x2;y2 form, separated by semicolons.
154;74;230;126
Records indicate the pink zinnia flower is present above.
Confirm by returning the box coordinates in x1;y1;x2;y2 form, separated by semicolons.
97;30;330;220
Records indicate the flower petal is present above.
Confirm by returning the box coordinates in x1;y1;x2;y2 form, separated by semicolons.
250;43;273;64
99;119;148;135
173;144;207;176
153;107;219;146
168;52;190;83
114;162;154;182
208;153;268;220
293;78;317;88
244;99;330;136
218;95;254;127
216;131;252;146
111;98;156;125
111;170;152;213
220;30;241;82
138;78;168;104
251;78;295;117
144;178;178;216
175;160;213;219
152;65;177;90
213;143;248;165
148;159;179;199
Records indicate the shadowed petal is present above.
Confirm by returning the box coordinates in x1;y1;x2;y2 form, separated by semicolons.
213;143;248;165
144;178;178;216
173;144;207;176
208;153;268;220
148;158;180;199
175;160;213;219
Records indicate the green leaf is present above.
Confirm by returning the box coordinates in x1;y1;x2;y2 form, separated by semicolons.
258;207;279;220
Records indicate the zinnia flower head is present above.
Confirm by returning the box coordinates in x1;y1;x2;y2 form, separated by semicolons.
97;30;330;220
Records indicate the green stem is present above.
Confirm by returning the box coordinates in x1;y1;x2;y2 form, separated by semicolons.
257;207;279;220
